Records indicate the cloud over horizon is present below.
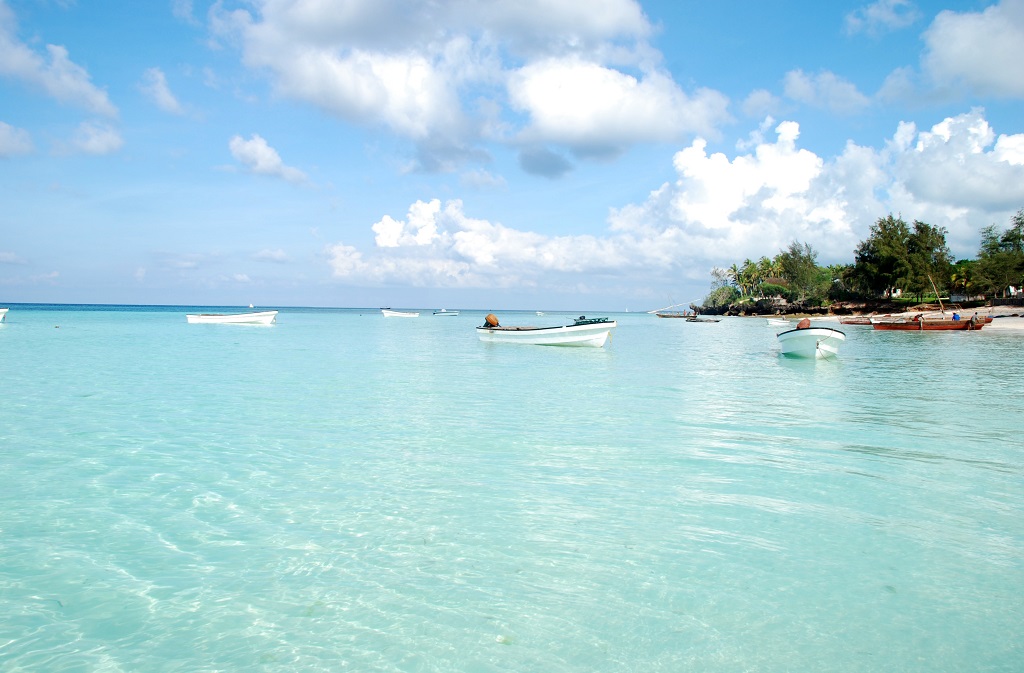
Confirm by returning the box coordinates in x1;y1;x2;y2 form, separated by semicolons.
326;109;1024;294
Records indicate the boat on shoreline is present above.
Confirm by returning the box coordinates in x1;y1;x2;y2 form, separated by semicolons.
381;308;419;318
477;315;616;347
777;323;846;359
871;315;985;331
186;310;278;325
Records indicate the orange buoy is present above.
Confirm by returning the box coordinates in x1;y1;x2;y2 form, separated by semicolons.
485;313;500;327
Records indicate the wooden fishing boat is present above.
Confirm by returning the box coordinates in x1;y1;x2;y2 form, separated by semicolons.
870;315;984;331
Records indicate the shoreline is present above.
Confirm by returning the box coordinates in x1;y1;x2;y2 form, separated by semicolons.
780;305;1024;331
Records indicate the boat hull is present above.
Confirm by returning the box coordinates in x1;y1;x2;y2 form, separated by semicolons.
381;309;419;318
0;307;7;323
477;321;616;347
777;327;846;358
871;318;983;330
433;310;459;316
185;310;277;324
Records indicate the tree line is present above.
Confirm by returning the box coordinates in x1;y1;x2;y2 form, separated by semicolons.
701;209;1024;310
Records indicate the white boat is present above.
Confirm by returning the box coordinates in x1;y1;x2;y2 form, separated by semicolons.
477;315;616;347
776;325;845;359
433;309;459;316
766;318;790;327
381;308;419;318
0;308;7;322
186;310;278;325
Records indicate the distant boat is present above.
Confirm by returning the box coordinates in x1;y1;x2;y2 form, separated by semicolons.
536;311;545;316
686;316;721;323
655;312;688;318
186;310;278;325
766;318;791;326
0;307;7;322
433;309;459;316
777;324;846;358
870;315;985;330
381;308;419;318
839;316;873;325
477;315;616;347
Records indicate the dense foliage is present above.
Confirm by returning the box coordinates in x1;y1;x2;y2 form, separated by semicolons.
702;210;1024;310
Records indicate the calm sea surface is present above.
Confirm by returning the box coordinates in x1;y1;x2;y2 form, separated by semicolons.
1;304;1021;672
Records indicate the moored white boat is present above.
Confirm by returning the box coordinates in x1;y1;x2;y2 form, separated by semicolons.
766;318;790;326
477;315;616;347
777;325;845;359
0;307;7;322
381;308;419;318
186;310;278;325
433;309;459;316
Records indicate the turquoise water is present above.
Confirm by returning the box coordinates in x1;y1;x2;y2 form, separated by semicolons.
1;305;1021;672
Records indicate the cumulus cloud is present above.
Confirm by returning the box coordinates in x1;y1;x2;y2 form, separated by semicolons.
844;0;921;36
0;2;117;117
509;58;730;154
783;69;871;114
228;134;307;183
921;0;1024;97
0;120;32;156
210;0;729;172
139;67;184;114
70;121;123;155
324;110;1024;294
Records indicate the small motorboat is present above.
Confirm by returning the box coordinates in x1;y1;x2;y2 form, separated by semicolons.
433;309;459;316
186;310;278;325
777;319;845;358
381;308;419;318
766;318;790;327
477;314;616;347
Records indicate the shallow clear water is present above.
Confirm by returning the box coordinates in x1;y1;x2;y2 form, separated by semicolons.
2;306;1021;672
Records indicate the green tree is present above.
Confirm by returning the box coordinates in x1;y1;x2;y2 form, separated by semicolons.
777;241;823;302
905;220;953;301
975;210;1024;296
851;214;912;298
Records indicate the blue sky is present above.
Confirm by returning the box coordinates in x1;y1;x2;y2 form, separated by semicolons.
2;0;1023;310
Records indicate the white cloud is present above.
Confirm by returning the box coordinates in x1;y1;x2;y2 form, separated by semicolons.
228;134;307;183
70;121;123;155
741;89;781;119
509;57;730;153
921;0;1024;97
0;251;27;264
140;67;184;115
325;109;1024;293
783;69;871;114
0;120;32;156
844;0;921;36
210;0;727;170
0;2;117;117
254;248;291;262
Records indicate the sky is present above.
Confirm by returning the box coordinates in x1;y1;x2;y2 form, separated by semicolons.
2;0;1023;311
